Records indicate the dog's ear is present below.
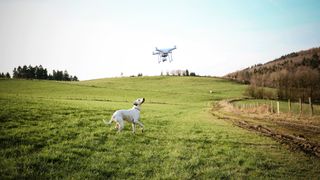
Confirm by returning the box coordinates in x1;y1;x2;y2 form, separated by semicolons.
133;102;138;106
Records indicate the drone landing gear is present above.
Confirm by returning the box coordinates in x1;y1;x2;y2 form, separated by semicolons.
169;53;173;62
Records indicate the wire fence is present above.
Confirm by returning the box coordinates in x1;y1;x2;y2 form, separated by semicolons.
232;97;319;116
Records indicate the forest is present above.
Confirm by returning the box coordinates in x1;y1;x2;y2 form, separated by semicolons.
225;48;320;102
0;65;78;81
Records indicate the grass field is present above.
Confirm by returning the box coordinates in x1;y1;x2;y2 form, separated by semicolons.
1;76;320;179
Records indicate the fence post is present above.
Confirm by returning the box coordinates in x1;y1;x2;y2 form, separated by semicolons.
309;97;313;116
270;101;274;113
299;98;302;115
288;99;291;114
277;101;280;115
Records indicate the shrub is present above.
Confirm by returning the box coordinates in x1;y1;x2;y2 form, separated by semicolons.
245;85;276;99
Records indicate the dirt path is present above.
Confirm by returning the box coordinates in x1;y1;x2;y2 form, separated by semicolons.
212;100;320;158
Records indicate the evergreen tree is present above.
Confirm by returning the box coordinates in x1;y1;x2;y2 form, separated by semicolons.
48;74;54;80
63;70;70;81
72;76;78;81
310;53;319;69
35;65;48;79
13;68;18;78
5;72;10;78
17;66;22;78
54;70;63;81
22;65;28;78
27;65;36;79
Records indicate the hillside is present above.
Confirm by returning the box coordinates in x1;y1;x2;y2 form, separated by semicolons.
1;77;320;178
224;47;320;100
225;47;320;82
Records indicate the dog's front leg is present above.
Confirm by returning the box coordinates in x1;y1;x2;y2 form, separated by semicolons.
131;123;136;134
136;121;144;133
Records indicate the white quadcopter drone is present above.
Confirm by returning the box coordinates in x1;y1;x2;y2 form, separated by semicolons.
152;45;177;63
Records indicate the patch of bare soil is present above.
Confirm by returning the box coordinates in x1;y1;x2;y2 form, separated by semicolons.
212;100;320;158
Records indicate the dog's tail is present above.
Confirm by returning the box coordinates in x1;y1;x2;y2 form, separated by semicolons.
103;118;113;125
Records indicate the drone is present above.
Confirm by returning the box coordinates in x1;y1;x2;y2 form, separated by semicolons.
152;45;177;63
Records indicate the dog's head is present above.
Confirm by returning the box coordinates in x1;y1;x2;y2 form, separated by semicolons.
133;98;145;106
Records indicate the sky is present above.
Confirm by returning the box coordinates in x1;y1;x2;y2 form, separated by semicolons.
1;0;320;80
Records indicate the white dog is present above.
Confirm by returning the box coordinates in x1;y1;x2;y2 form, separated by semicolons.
104;98;145;133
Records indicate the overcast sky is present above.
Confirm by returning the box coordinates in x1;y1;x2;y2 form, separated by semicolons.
1;0;320;80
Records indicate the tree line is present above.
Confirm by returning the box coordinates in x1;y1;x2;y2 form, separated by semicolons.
229;52;320;102
132;69;196;77
0;72;11;79
0;65;78;81
161;69;196;76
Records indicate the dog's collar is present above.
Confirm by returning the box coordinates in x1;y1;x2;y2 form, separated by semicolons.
133;106;141;111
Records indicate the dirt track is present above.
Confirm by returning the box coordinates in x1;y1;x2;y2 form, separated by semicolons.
212;100;320;158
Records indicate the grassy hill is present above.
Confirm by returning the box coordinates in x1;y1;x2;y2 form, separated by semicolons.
0;77;320;178
225;47;320;81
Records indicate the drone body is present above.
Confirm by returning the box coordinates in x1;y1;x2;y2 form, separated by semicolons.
153;45;176;63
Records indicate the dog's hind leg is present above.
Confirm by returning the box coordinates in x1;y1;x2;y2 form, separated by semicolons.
115;122;120;130
103;119;113;125
108;118;114;125
117;121;124;132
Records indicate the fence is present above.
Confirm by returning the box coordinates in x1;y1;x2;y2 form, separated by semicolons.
233;97;316;116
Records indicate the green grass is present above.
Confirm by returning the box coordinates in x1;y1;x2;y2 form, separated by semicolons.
0;77;320;179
